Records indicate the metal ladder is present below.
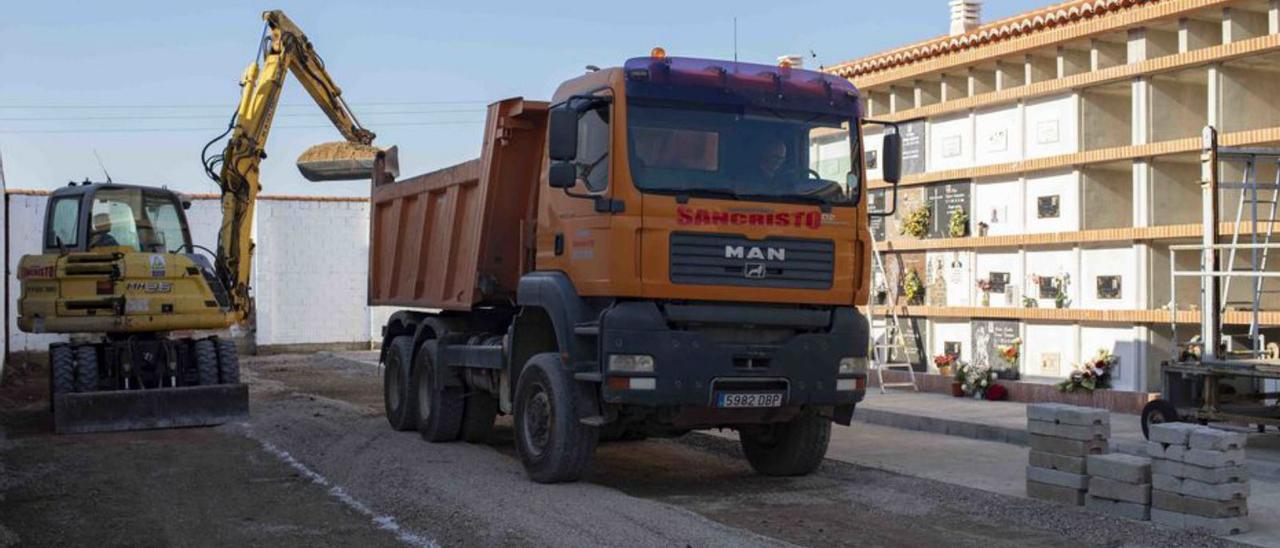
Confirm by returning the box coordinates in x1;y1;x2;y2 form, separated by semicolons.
1219;150;1280;356
867;233;918;393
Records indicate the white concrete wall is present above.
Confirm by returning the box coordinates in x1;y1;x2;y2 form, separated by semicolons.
1025;322;1077;378
254;199;372;347
1024;170;1080;233
1024;94;1079;159
5;192;383;354
975;250;1023;307
1080;325;1141;391
928;112;974;172
1025;248;1078;309
1080;246;1137;310
931;320;971;364
973;177;1024;236
975;104;1023;166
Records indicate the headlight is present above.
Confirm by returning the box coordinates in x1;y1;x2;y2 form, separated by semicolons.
609;354;655;373
839;356;867;375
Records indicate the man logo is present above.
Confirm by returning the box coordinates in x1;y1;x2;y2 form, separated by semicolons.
724;245;785;261
744;263;767;279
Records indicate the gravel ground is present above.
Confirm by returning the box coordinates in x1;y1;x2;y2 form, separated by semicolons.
0;353;1250;547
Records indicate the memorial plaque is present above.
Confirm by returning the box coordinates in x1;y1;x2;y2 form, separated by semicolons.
1039;352;1061;376
925;180;972;239
1037;195;1060;219
1038;276;1057;299
943;341;962;357
989;272;1010;294
1097;275;1121;299
869;189;887;240
899;119;926;175
972;320;1020;372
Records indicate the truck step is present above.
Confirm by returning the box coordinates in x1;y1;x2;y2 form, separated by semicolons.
573;323;600;336
573;372;603;382
579;415;608;426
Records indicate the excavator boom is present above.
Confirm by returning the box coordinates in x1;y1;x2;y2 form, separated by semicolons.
214;10;380;320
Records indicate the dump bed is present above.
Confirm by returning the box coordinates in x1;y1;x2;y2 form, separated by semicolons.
369;98;548;310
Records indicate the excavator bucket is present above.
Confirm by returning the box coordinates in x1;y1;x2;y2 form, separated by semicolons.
296;141;382;181
53;385;249;434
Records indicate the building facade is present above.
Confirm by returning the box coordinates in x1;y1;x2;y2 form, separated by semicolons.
829;0;1280;392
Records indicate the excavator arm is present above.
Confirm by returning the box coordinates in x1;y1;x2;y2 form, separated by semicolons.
211;10;377;322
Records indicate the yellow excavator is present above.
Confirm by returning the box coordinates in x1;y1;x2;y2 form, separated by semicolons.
15;10;388;433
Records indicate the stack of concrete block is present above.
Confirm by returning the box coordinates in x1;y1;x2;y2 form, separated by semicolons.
1085;453;1151;520
1026;403;1110;506
1147;423;1249;535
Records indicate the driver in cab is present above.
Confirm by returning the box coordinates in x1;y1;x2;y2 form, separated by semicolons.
740;136;792;194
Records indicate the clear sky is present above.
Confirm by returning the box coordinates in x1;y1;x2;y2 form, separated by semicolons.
1;0;1048;197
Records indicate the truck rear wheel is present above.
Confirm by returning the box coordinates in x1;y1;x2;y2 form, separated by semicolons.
514;353;598;483
194;339;219;387
739;410;831;477
50;344;75;398
460;393;498;443
216;339;240;384
383;336;417;431
413;341;464;442
73;345;99;392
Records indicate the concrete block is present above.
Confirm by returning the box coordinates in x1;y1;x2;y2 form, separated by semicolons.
1155;473;1249;501
1145;441;1165;459
1028;419;1109;441
1188;428;1247;451
1030;451;1087;474
1027;466;1089;489
1183;448;1246;469
1146;442;1185;461
1085;495;1151;521
1086;454;1151;484
1088;476;1151;504
1028;434;1108;457
1026;403;1109;426
1152;489;1248;518
1027;480;1085;506
1148;423;1199;446
1156;459;1248;484
1150;508;1250;535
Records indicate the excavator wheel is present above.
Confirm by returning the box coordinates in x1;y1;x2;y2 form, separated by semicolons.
216;339;240;384
50;344;75;402
195;339;219;386
73;345;99;393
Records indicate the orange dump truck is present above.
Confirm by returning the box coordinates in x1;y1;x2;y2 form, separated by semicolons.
370;53;903;483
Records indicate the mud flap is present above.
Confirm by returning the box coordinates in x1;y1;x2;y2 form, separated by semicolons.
53;384;250;434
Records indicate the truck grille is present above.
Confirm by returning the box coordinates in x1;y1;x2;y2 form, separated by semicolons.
669;233;834;289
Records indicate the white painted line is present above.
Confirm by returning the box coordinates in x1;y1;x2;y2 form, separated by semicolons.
247;430;438;548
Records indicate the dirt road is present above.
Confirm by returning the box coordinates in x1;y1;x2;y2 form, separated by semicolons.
0;354;1238;547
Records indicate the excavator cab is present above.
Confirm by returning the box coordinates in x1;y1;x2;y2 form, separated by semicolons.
43;182;193;254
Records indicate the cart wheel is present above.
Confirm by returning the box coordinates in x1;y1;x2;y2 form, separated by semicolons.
1141;399;1180;440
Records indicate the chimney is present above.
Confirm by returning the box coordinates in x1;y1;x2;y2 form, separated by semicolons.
949;0;982;36
776;54;804;69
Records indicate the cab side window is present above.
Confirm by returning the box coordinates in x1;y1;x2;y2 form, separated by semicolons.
576;106;610;193
47;197;80;248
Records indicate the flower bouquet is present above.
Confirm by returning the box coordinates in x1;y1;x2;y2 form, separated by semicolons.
956;361;995;399
933;353;958;377
995;337;1022;380
1056;350;1118;392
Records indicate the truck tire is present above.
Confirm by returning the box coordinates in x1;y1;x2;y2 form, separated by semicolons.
514;353;598;483
194;339;219;387
383;336;418;431
460;393;498;443
73;345;99;393
413;341;464;442
50;344;75;398
216;339;240;384
739;410;831;477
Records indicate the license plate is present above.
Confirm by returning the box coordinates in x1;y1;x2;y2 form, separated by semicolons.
716;392;783;408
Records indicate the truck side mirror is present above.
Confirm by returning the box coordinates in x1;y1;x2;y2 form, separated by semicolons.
549;161;577;189
882;132;902;185
548;106;578;162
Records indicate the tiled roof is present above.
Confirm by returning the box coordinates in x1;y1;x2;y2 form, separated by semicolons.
827;0;1158;79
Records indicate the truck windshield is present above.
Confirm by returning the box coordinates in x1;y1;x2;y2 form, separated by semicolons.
627;101;860;206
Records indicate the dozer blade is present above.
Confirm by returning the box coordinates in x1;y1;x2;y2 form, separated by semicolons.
296;141;381;181
53;384;249;434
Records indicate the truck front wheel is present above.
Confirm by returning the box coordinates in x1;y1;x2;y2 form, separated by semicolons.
739;410;831;477
383;336;418;431
514;353;598;483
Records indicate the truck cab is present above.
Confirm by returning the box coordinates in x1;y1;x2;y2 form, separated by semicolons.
373;52;900;483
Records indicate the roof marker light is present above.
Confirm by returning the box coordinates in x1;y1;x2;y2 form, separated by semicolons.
650;47;666;59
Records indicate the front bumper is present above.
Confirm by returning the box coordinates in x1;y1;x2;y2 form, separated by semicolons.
594;302;867;416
